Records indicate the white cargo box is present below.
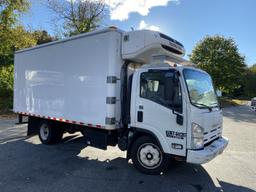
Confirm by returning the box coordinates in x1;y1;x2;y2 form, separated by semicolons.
14;28;123;130
14;27;185;130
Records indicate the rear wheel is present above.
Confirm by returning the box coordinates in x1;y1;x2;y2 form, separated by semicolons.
38;120;63;144
131;136;170;175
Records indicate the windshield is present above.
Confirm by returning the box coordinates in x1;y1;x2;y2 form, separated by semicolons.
183;69;218;108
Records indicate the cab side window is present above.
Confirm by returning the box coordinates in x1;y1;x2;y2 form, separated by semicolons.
140;70;182;113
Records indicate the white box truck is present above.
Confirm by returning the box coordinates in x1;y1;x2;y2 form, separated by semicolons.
14;27;228;174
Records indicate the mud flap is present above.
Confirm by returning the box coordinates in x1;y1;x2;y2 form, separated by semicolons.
84;128;108;150
84;128;118;150
27;117;40;136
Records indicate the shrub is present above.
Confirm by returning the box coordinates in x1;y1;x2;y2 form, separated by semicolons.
0;64;14;97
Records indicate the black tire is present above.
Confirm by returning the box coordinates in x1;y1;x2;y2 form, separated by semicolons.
38;120;63;144
131;136;170;175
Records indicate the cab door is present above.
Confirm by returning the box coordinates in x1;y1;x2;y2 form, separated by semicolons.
132;69;187;156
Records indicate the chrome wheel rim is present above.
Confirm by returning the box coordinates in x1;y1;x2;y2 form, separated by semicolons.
137;143;162;169
40;123;49;141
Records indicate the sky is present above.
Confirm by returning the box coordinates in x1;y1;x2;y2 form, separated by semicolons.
21;0;256;66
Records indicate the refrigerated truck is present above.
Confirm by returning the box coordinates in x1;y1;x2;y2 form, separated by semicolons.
14;27;228;174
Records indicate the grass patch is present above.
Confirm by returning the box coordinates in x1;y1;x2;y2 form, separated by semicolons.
219;97;249;108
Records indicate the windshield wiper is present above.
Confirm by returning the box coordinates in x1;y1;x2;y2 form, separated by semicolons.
209;102;219;107
193;103;212;111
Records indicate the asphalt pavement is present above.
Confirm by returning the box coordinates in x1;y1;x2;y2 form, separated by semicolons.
0;105;255;192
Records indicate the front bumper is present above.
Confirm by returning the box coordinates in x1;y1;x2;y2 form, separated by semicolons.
186;137;229;164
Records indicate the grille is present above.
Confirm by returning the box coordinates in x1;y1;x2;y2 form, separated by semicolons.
161;45;183;55
159;33;184;47
203;126;222;145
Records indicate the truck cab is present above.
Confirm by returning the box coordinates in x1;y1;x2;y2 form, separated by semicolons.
112;30;228;174
122;58;228;174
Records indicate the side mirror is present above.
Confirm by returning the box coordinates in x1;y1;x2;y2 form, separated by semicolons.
216;90;222;97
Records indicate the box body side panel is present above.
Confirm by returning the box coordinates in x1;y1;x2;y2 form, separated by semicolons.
14;31;122;128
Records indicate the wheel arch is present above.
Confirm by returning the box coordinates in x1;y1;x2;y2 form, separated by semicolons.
127;127;169;159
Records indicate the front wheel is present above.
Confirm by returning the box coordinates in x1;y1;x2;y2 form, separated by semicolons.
131;136;170;175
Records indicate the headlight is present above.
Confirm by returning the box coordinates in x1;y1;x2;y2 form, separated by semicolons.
192;123;204;138
191;123;204;149
191;138;204;149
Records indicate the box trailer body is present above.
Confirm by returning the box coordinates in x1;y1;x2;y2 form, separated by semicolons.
14;29;123;130
14;27;228;174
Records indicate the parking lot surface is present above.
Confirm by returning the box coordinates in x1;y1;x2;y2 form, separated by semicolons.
0;105;255;192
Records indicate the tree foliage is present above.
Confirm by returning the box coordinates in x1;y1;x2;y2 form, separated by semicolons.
32;30;56;45
243;65;256;97
48;0;106;36
0;0;30;29
0;64;13;97
190;36;246;94
0;0;35;65
249;64;256;73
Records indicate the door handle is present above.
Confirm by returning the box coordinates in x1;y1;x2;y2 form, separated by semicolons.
139;105;144;110
176;114;183;125
137;111;143;122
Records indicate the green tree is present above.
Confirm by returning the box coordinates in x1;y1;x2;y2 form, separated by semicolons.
32;30;56;45
249;64;256;73
0;64;13;97
243;65;256;97
190;36;246;94
48;0;106;36
0;0;30;29
0;0;35;65
0;64;13;111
